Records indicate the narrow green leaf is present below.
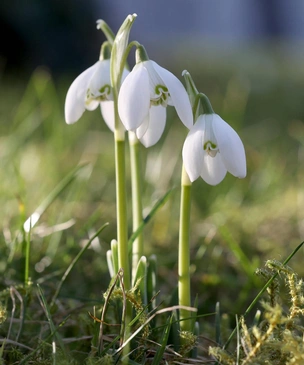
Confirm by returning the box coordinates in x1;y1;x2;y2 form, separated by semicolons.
219;226;257;282
151;314;173;365
111;239;119;276
37;284;66;360
50;223;109;306
128;302;150;328
168;311;180;351
236;315;240;365
133;256;147;305
191;321;199;359
215;302;221;345
23;163;90;232
147;254;157;310
18;316;69;365
106;250;115;278
191;294;199;332
128;188;175;252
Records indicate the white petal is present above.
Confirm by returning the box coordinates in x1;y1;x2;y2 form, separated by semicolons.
118;64;150;130
100;101;115;132
137;106;166;147
64;62;98;124
151;61;193;129
212;114;246;178
200;153;227;185
136;115;149;139
86;100;99;111
88;60;112;99
182;116;206;182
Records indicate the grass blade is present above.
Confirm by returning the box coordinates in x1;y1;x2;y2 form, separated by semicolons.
215;302;221;346
18;316;69;365
23;163;89;232
128;188;175;252
133;256;147;305
50;222;109;307
219;226;258;282
151;314;173;365
147;254;157;310
37;284;66;362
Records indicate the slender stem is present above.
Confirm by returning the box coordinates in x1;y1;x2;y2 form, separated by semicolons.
24;230;31;285
113;90;132;356
114;136;130;290
178;165;192;332
199;93;214;114
128;131;144;282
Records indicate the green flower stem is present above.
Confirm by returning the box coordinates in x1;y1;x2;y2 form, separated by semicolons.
182;71;214;117
198;93;214;114
113;89;132;355
178;165;192;333
128;131;144;282
109;16;138;352
112;43;130;290
114;135;130;290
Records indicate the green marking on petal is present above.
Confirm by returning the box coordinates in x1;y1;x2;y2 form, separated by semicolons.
151;84;170;107
99;84;111;96
204;140;218;157
204;140;217;150
86;84;112;104
155;85;168;95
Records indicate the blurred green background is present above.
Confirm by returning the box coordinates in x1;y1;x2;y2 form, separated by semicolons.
1;0;304;330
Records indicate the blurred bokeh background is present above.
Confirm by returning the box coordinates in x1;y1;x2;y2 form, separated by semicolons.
1;0;304;332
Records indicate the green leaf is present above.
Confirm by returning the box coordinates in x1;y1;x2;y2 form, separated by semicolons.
147;254;157;309
50;222;109;307
37;284;66;362
151;314;173;365
133;256;147;305
23;163;89;232
215;302;221;345
128;188;175;253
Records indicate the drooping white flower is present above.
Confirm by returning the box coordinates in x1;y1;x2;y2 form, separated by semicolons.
118;58;193;147
65;58;128;132
182;113;246;185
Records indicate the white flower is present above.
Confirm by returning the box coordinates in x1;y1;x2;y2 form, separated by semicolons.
65;59;128;131
118;60;193;147
182;113;246;185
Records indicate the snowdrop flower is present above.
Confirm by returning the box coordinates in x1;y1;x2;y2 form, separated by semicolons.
183;113;246;185
64;43;128;131
118;46;193;147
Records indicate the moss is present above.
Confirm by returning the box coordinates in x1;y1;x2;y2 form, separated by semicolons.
209;260;304;365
